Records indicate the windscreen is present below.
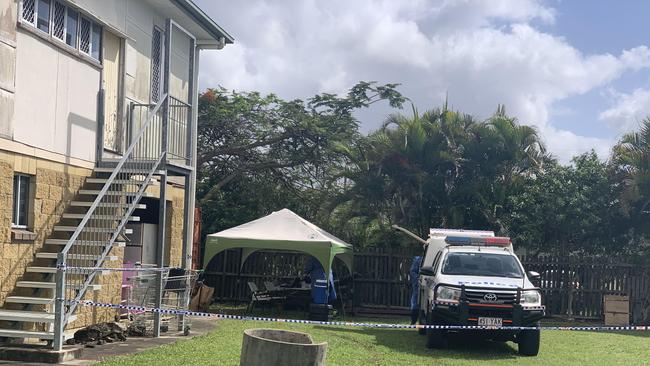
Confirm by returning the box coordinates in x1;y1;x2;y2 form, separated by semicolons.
441;252;523;278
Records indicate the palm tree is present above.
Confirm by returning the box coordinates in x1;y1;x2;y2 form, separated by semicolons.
611;118;650;221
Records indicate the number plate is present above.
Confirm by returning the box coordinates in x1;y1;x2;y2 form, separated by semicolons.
478;317;503;328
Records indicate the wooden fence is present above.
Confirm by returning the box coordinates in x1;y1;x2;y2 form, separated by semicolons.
203;248;650;323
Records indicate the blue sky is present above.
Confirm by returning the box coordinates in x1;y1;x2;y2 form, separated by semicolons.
541;0;650;141
196;0;650;163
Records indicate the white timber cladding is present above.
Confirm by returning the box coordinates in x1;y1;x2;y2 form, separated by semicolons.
7;0;200;164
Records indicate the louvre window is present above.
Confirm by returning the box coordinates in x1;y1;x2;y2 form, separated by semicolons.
65;8;78;47
12;174;30;228
36;0;50;33
20;0;102;62
91;22;102;60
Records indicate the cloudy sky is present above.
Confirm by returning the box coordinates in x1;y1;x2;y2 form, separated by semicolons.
194;0;650;163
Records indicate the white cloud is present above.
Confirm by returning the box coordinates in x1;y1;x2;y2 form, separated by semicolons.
599;88;650;132
196;0;650;163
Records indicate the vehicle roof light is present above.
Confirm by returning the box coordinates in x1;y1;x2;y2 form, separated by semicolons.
444;236;473;245
484;237;511;246
445;236;511;247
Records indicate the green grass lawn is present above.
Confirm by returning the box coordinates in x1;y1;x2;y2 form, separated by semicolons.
97;313;650;366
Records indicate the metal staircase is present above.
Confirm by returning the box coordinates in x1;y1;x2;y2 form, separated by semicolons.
0;95;176;349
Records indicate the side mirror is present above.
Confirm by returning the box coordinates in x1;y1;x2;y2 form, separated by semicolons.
527;271;541;285
420;266;435;276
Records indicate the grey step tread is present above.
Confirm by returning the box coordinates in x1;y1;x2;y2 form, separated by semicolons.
0;329;54;340
5;296;54;305
0;310;56;323
85;178;154;184
44;239;125;247
94;167;165;175
16;281;55;289
78;189;153;197
53;226;133;234
62;213;140;221
16;281;101;291
69;201;147;209
36;252;119;261
26;267;57;274
26;267;110;275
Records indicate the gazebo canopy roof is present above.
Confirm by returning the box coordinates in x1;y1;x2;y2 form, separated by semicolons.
203;209;353;275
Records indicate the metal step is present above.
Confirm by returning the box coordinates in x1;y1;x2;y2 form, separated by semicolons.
5;296;54;305
16;281;101;291
62;213;140;221
16;281;55;289
36;252;119;261
0;310;57;323
94;167;165;175
53;226;133;234
26;267;110;275
44;239;126;247
25;266;57;274
85;177;153;185
0;328;54;340
69;201;147;209
78;189;153;198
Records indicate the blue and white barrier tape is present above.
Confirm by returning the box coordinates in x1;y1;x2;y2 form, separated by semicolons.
57;265;173;272
63;299;650;332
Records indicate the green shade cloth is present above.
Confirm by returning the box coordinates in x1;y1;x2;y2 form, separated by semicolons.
203;209;353;277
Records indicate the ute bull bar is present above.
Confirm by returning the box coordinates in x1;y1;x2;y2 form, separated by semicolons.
430;283;545;327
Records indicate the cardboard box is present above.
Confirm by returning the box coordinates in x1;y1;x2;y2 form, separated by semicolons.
605;312;629;326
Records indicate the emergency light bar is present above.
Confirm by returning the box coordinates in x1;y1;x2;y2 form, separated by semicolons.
445;236;511;247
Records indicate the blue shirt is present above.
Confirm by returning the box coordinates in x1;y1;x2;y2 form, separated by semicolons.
305;257;336;301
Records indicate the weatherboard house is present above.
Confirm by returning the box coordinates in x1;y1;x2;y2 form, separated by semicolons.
0;0;232;350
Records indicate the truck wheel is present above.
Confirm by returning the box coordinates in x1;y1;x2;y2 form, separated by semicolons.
517;327;540;356
425;313;447;349
418;310;426;335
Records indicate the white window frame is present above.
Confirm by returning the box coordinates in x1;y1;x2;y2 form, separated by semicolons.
12;174;30;229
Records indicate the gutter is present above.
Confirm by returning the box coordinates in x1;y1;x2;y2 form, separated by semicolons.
172;0;235;45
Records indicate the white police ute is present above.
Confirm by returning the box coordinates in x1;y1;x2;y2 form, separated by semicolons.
417;229;544;356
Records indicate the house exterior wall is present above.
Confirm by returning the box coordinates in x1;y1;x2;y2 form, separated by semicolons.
0;0;202;332
0;151;92;305
2;0;196;165
0;0;17;139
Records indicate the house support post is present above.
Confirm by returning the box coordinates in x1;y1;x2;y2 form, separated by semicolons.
53;253;67;351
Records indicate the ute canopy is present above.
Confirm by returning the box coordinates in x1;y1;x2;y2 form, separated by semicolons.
202;209;353;277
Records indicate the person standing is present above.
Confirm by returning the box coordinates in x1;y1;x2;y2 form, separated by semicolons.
304;256;337;303
409;255;422;325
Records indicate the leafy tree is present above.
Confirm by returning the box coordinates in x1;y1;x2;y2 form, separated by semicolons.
506;152;624;255
196;82;405;236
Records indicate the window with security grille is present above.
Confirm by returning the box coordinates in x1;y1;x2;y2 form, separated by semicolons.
20;0;103;64
90;22;102;60
12;174;30;228
36;0;51;33
65;8;78;47
21;0;36;24
79;16;91;54
52;1;65;41
150;27;163;103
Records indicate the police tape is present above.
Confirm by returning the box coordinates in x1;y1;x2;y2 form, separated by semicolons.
63;299;650;332
57;265;174;272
